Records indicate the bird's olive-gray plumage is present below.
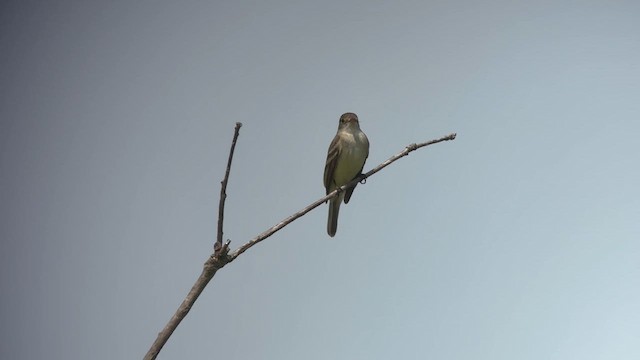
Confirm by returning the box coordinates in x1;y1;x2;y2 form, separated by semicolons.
323;113;369;237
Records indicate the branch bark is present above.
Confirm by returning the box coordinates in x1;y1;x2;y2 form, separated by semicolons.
215;122;242;254
144;129;457;360
144;123;242;360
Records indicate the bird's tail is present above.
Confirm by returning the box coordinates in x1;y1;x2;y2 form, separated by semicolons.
327;196;342;237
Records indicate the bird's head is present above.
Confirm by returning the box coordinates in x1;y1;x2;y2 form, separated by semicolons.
339;112;360;129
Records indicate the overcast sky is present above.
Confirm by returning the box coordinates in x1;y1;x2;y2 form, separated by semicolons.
1;1;639;359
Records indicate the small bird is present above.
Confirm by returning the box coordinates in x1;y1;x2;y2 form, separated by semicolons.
323;112;370;237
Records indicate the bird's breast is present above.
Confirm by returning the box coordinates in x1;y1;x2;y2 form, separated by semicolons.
333;131;368;186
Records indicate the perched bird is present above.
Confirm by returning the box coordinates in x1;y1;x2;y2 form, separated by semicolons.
323;112;370;237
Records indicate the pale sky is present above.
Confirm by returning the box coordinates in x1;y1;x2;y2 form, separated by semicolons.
1;1;639;359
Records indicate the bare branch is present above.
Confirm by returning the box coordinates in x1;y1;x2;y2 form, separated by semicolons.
228;132;457;260
144;123;242;360
143;258;222;360
144;130;456;359
215;122;242;254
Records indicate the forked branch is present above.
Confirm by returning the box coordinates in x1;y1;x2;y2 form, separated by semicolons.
143;127;457;360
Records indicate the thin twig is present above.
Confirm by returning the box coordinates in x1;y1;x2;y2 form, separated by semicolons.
144;130;457;360
215;122;242;253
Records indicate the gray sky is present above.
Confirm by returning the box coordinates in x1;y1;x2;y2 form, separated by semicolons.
2;1;639;359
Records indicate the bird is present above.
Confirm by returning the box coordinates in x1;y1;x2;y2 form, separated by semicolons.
323;112;370;237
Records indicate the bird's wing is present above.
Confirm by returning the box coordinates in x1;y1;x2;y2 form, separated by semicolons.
323;133;341;194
